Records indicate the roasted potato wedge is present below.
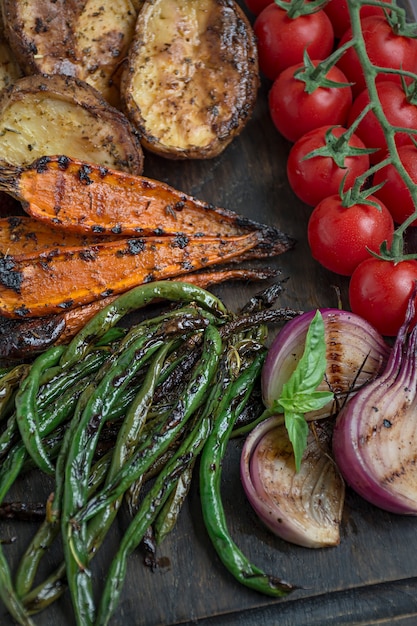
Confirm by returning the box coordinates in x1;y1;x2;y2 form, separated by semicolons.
1;0;139;106
0;73;144;173
121;0;259;159
0;10;23;94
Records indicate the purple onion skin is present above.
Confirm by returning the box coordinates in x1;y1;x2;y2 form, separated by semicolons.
262;308;390;419
333;321;417;516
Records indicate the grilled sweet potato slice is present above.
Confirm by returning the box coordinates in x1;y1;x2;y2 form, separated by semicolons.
121;0;259;159
0;155;279;238
0;216;109;257
0;267;280;358
0;74;144;172
1;0;139;106
0;230;275;318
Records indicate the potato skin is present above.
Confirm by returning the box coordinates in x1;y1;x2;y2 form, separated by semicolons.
121;0;259;160
1;0;139;106
0;73;144;173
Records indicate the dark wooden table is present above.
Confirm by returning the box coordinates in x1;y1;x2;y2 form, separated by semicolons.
2;1;417;624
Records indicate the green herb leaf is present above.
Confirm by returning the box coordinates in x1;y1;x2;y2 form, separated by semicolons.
277;310;333;472
284;412;309;472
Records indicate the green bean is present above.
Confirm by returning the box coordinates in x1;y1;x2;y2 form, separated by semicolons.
0;546;35;626
59;280;228;368
78;323;222;526
61;332;168;626
60;314;197;625
17;384;96;597
154;465;194;545
14;510;60;600
15;346;66;475
0;439;34;625
0;412;18;460
37;348;109;407
18;453;114;614
0;351;107;462
15;405;111;600
0;364;29;421
0;443;26;503
199;351;294;598
96;400;214;626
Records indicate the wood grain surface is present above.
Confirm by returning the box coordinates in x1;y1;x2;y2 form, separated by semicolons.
1;1;417;625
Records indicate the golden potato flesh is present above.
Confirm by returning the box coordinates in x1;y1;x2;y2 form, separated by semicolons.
0;74;144;173
121;0;259;159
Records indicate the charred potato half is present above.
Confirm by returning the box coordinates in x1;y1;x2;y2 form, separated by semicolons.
1;0;139;106
0;73;144;173
121;0;259;159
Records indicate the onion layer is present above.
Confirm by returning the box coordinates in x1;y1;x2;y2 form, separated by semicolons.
262;309;390;421
241;416;345;548
333;309;417;515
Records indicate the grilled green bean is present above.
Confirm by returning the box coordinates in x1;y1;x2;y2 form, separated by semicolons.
77;323;222;526
59;281;228;368
15;346;66;475
96;400;214;626
199;351;295;597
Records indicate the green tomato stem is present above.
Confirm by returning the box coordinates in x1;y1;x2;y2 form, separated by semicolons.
347;0;417;259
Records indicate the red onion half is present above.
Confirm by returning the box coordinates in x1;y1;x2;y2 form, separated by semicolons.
241;415;345;548
333;306;417;515
262;309;390;421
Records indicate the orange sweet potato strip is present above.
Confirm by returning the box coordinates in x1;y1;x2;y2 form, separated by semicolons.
0;215;109;257
0;231;265;318
0;155;272;238
0;267;280;358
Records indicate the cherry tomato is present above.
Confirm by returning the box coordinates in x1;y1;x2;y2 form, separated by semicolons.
307;194;394;276
324;0;392;39
349;258;417;336
286;125;371;206
243;0;272;16
347;81;417;163
254;4;334;81
269;62;352;142
337;15;417;96
373;145;417;227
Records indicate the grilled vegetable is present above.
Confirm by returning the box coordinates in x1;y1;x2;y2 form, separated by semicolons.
0;268;281;359
0;74;144;172
0;155;275;238
0;216;109;257
0;229;284;318
1;0;139;106
121;0;259;159
0;36;22;94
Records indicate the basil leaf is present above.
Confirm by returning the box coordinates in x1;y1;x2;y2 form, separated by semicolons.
277;310;333;471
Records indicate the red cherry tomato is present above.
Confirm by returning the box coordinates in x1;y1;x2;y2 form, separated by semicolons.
269;62;352;143
286;125;371;206
373;144;417;227
337;15;417;96
253;4;334;81
307;194;394;276
349;258;417;336
243;0;272;16
347;81;417;163
324;0;392;39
